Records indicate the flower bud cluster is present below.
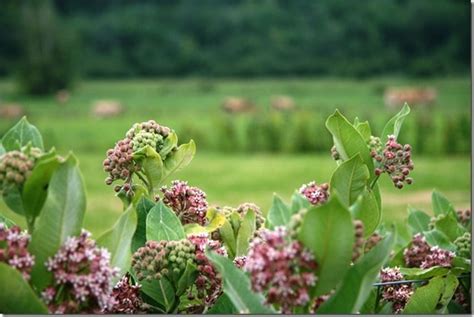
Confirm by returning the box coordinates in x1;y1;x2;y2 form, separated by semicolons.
456;209;471;225
379;267;413;314
126;120;172;158
131;239;196;282
403;233;431;268
454;233;471;258
0;224;35;280
43;230;119;314
352;220;364;261
330;145;340;161
103;138;137;195
104;274;146;314
131;130;162;153
233;256;247;269
420;246;455;269
236;202;265;230
454;286;470;311
0;148;40;190
288;209;307;239
372;135;413;189
310;292;334;313
299;181;329;205
368;136;383;153
245;227;318;313
160;180;208;225
364;232;382;253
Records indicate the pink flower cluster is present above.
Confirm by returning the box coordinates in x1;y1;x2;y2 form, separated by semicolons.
372;135;414;189
0;224;35;280
161;180;209;225
42;230;119;314
403;233;431;268
420;246;455;269
244;227;318;313
456;209;471;225
233;256;247;269
379;267;413;314
105;274;145;314
352;220;364;262
299;181;329;206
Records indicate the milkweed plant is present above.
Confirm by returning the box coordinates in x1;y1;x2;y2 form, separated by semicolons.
0;104;470;314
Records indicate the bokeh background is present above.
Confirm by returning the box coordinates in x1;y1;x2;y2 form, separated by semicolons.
0;0;470;236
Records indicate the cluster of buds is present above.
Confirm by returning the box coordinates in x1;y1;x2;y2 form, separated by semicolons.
420;246;455;269
454;286;470;311
403;233;431;268
244;227;318;313
104;274;146;314
236;202;265;230
43;230;119;314
379;267;413;314
131;130;162;153
368;136;383;153
0;224;35;280
288;209;307;239
352;220;365;262
364;232;382;253
0;147;41;191
371;135;414;189
454;233;471;258
126;120;173;160
299;181;329;205
131;239;196;282
233;256;247;269
310;291;334;313
456;209;471;225
160;180;209;225
330;145;340;161
188;233;227;306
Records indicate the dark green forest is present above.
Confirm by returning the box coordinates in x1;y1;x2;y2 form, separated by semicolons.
0;0;470;80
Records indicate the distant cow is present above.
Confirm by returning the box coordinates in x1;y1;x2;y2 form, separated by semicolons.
55;89;70;105
384;88;437;109
221;97;256;113
271;95;296;111
0;103;25;119
92;100;124;118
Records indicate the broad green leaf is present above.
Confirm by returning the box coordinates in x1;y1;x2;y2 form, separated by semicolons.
1;116;44;151
437;274;459;313
380;103;410;142
423;229;456;251
0;263;48;313
134;145;163;193
236;210;256;256
183;207;226;235
161;140;196;184
267;194;291;228
290;190;310;213
3;186;25;215
330;154;369;207
432;190;456;216
403;275;444;314
317;232;395;313
29;154;86;290
207;294;238;314
146;201;185;241
298;194;354;295
206;251;275;313
350;189;381;237
0;213;15;227
219;219;237;258
358;289;377;314
140;277;176;312
434;212;465;241
399;266;450;280
176;262;198;296
326;110;375;181
355;121;372;142
97;204;137;282
22;150;61;221
451;256;470;270
132;197;155;252
159;131;178;158
407;208;431;234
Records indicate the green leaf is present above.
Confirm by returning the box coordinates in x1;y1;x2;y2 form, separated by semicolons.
206;251;275;313
236;210;256;256
0;213;15;227
350;189;381;237
451;256;470;270
317;232;395;313
29;154;86;290
22;150;61;221
423;229;456;251
403;276;444;314
407;208;431;234
290;190;310;213
207;294;238;314
183;207;226;235
434;212;465;241
159;131;178;158
146;201;185;241
267;194;291;229
437;274;459;313
161;140;196;184
399;266;450;280
0;263;48;313
140;277;176;312
176;262;198;296
432;190;456;216
355;121;372;142
132;197;155;252
298;193;354;295
0;142;5;155
2;186;25;215
134;145;163;193
380;103;410;142
1;116;44;151
219;219;237;258
97;204;137;282
330;154;369;207
326;110;375;181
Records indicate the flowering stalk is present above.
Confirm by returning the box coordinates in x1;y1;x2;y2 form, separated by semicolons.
0;224;35;280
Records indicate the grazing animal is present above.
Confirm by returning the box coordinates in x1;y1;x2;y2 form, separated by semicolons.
271;95;296;111
0;103;25;119
92;100;124;118
384;88;437;109
221;97;256;113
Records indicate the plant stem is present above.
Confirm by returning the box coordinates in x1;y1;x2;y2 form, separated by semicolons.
370;175;380;190
26;217;35;233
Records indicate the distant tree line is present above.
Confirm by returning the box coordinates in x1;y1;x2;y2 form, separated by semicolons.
0;0;469;92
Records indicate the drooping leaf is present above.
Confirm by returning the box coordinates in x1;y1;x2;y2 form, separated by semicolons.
29;154;86;290
140;277;176;312
399;266;450;280
298;194;354;295
432;190;456;216
350;189;381;237
267;194;291;229
330;154;369;207
436;274;459;313
423;229;456;251
0;263;48;313
206;251;275;313
132;197;155;252
317;232;395;313
402;276;445;314
236;210;256;256
97;204;137;282
1;116;44;151
207;294;238;314
380;103;410;142
407;208;431;234
161;140;196;185
146;201;185;241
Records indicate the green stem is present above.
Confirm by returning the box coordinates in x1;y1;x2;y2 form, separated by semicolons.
370;174;380;190
26;217;35;233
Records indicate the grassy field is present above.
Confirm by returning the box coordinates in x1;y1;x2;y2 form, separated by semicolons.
0;77;470;236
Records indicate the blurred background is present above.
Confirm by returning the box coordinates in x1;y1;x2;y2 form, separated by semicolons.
0;0;470;236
